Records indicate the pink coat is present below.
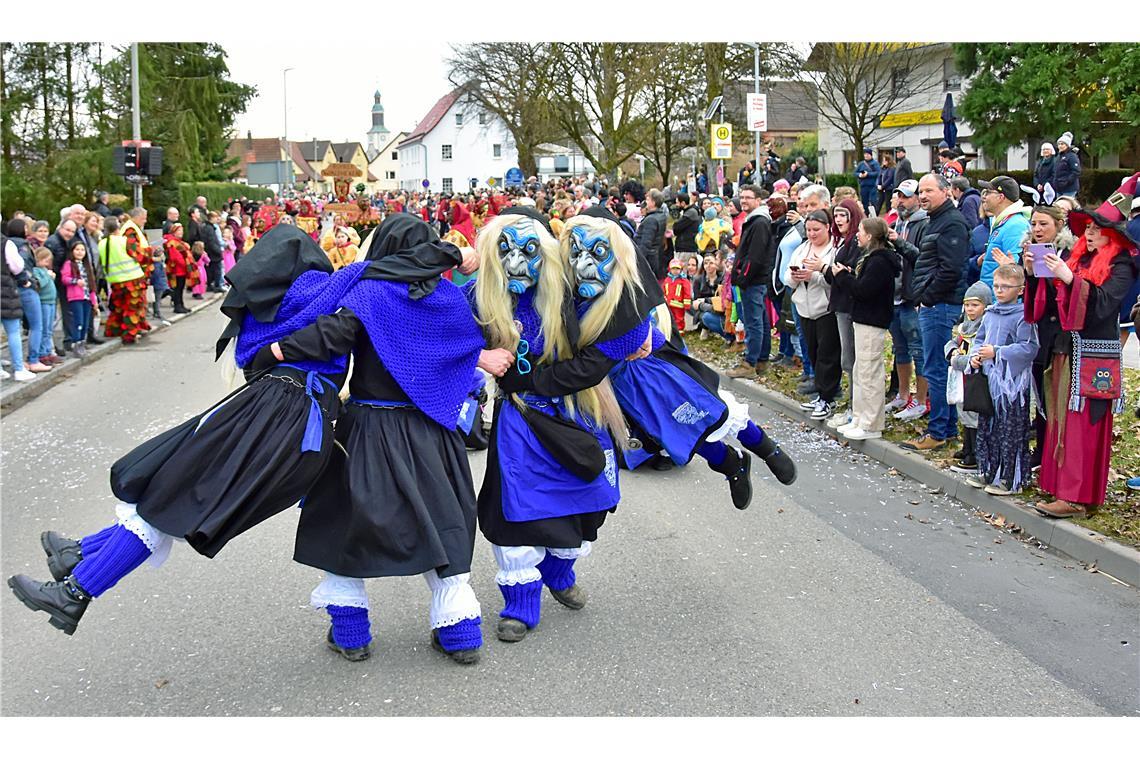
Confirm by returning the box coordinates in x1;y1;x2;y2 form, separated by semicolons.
62;260;97;305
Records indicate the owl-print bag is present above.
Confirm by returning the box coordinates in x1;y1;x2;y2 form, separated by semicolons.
1068;333;1125;413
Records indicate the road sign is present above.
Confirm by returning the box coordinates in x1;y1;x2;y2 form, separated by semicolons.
422;179;430;188
488;177;497;187
746;93;768;132
710;122;733;160
505;167;524;187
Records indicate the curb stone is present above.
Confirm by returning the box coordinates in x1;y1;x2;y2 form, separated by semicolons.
0;292;224;415
719;371;1140;589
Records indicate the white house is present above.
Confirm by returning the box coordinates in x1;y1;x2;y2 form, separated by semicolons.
368;131;407;192
397;89;519;194
808;43;1111;178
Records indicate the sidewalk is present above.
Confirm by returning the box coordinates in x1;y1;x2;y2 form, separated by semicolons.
1;292;224;414
717;368;1139;588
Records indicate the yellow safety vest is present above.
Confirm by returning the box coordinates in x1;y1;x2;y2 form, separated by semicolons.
99;235;144;284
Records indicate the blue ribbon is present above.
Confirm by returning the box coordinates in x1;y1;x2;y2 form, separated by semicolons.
348;397;415;409
277;364;337;454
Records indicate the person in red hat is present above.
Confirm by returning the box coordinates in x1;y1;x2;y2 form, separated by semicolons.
1024;172;1139;518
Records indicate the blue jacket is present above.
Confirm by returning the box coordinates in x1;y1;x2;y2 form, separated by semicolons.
1033;156;1055;189
855;159;880;191
957;188;982;230
979;201;1030;287
878;167;895;195
1052;150;1081;195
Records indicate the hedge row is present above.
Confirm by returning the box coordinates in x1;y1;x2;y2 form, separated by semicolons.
176;182;275;212
816;169;1133;207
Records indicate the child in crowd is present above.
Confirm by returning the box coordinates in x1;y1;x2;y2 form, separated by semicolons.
190;241;207;300
163;222;192;315
31;247;61;365
663;258;693;334
945;281;993;474
221;226;237;275
966;264;1038;495
325;226;359;271
61;238;97;358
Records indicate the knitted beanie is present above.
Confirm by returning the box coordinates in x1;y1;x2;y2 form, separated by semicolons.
963;280;993;307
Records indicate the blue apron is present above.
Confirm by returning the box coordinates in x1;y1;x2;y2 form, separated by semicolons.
497;395;619;522
609;354;727;466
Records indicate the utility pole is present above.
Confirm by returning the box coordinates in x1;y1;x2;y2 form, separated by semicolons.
130;42;142;209
281;67;294;196
745;43;762;184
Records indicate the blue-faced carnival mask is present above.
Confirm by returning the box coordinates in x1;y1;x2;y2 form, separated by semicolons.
499;219;542;295
569;226;616;300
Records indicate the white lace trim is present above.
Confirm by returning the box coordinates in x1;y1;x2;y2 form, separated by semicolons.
709;388;751;443
310;572;369;610
423;570;482;629
115;502;175;568
547;540;592;561
492;544;544;585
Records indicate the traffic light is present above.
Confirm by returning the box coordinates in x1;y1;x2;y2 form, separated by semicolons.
112;144;163;177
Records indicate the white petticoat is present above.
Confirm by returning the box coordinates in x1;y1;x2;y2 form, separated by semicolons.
705;388;751;443
115;502;176;568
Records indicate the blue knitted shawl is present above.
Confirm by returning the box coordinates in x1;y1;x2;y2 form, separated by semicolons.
340;277;484;429
234;262;369;374
576;299;652;361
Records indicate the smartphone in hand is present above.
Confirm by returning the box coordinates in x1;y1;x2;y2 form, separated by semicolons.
1029;243;1056;278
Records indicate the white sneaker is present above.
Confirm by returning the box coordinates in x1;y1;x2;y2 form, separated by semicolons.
699;328;709;340
825;410;852;429
0;369;9;380
894;398;928;421
842;427;882;440
799;395;821;410
13;369;36;381
836;421;858;435
884;394;909;412
810;399;833;420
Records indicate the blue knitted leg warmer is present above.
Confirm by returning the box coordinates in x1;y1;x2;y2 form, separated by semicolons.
737;420;764;449
696;440;728;467
327;605;371;650
70;525;150;598
536;552;577;592
78;525;118;557
435;617;483;652
498;580;542;628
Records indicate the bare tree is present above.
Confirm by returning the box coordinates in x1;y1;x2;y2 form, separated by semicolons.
640;43;705;185
799;43;944;160
446;43;560;177
545;43;653;177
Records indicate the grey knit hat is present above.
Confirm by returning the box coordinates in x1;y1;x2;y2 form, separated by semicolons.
963;280;993;306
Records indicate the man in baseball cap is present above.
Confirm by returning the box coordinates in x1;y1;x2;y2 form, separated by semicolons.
976;175;1030;287
894;179;919;198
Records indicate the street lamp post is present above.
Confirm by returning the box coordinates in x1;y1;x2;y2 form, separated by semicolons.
281;67;294;194
744;43;762;184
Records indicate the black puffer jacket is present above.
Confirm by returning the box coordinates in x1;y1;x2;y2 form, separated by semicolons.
833;246;901;329
911;200;970;307
636;207;667;279
2;236;25;321
732;208;774;289
672;205;700;253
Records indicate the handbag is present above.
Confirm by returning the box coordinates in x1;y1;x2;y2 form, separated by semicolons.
962;370;995;417
946;367;964;405
1069;333;1124;412
521;405;607;482
711;283;726;313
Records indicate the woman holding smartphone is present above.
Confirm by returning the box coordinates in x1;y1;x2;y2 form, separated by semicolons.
784;209;840;420
1019;205;1074;469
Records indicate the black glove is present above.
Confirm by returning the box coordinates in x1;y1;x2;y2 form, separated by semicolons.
496;360;533;395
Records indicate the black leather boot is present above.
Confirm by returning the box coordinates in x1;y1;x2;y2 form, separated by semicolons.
7;574;91;635
744;435;798;486
41;531;83;582
709;446;753;510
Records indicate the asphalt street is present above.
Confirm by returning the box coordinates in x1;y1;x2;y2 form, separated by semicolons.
1;306;1136;716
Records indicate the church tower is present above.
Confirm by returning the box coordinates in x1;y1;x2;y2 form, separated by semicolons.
367;89;391;157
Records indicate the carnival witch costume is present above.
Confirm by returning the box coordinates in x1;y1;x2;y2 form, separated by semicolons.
503;208;798;515
469;208;629;644
282;215;492;664
7;226;361;636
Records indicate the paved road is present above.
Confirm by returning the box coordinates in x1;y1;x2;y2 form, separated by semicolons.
2;307;1136;716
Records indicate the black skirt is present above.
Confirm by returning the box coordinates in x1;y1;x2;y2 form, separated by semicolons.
293;403;478;579
478;399;611;549
133;369;340;558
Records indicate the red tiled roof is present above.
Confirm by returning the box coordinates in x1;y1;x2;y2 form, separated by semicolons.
399;89;461;146
287;141;322;182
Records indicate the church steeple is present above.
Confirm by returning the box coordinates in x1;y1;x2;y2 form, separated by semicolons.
367;88;391;155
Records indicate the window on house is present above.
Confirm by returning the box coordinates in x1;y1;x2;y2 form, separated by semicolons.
944;58;962;92
455;113;463;126
891;68;909;97
492;144;502;159
386;171;396;180
391;151;398;161
479;113;489;125
442;178;453;193
442;144;453;160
